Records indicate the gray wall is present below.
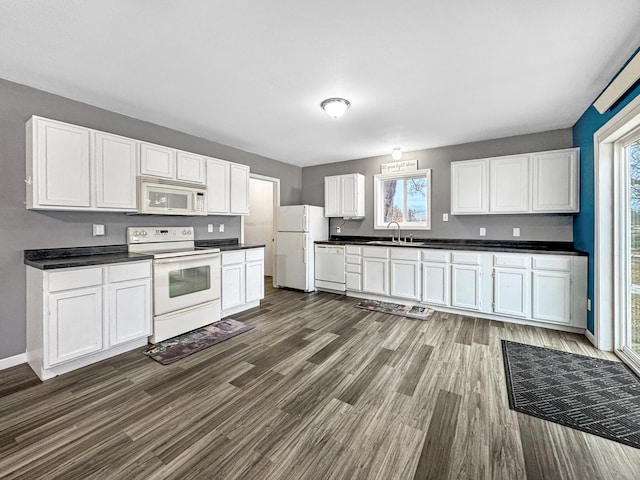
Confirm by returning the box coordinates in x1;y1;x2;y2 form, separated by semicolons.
0;78;302;360
301;129;574;241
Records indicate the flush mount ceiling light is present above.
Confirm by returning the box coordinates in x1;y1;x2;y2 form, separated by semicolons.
391;148;403;160
320;97;351;118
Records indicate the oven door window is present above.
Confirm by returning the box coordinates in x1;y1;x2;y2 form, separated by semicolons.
168;265;211;298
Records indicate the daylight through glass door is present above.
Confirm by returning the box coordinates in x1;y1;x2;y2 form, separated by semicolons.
625;134;640;362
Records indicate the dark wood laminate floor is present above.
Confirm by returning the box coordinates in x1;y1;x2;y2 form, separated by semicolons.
1;278;639;479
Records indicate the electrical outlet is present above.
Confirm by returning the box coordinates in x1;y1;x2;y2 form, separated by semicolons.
442;213;449;222
513;227;520;237
207;224;213;233
219;224;224;233
336;226;342;233
479;227;486;236
92;224;105;236
587;299;592;311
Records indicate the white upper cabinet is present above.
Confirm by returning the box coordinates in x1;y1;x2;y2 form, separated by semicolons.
451;148;579;215
489;155;529;213
94;132;138;210
27;116;91;209
230;163;250;215
531;149;579;213
324;173;365;218
206;158;230;214
451;160;488;214
176;150;206;184
139;142;175;179
27;116;137;212
206;158;250;216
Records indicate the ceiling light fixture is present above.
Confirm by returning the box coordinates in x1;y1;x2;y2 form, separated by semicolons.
320;97;351;118
391;148;403;160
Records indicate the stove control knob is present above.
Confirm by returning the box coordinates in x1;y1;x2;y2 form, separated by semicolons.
133;230;140;236
183;230;190;235
141;231;147;236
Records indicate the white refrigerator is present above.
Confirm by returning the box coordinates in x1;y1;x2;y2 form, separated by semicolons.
276;205;328;291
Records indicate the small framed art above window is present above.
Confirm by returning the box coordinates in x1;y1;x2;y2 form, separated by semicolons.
373;169;432;230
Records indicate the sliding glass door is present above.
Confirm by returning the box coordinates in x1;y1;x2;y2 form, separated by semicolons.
619;128;640;370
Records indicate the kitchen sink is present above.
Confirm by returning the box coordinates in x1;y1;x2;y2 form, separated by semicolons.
365;240;426;246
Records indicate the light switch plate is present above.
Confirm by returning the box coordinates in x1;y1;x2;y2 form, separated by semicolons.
513;227;520;237
336;226;342;233
219;224;225;233
207;224;213;233
442;213;449;222
479;227;486;236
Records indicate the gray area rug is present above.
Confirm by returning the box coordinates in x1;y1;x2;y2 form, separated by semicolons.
502;340;640;449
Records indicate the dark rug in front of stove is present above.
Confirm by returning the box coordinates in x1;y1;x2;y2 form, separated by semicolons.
502;340;640;449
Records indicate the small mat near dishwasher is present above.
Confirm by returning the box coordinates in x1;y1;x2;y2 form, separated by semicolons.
502;340;640;449
144;319;254;365
355;299;433;320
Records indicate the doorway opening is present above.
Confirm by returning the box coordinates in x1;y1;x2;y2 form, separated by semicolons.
243;174;280;287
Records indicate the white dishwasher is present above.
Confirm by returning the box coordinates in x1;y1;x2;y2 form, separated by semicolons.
314;244;346;292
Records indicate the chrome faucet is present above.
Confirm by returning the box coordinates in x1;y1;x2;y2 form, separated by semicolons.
387;221;401;243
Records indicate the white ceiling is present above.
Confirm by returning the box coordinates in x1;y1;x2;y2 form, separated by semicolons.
1;1;639;167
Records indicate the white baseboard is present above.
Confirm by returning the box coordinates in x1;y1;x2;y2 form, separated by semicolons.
0;353;27;370
585;329;598;348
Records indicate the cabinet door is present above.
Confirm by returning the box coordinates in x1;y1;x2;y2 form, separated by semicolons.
109;279;151;346
532;271;571;324
222;263;245;310
47;286;103;367
422;262;450;306
95;132;138;210
489;155;529;213
324;176;341;217
140;142;175;179
531;149;579;212
246;260;265;303
346;272;362;291
35;118;91;208
390;260;421;300
451;265;482;310
493;268;529;318
230;163;250;215
176;151;206;184
341;174;362;217
451;160;488;214
362;257;389;296
206;158;230;214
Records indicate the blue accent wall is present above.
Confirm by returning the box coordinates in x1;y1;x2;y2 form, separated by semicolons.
573;58;640;333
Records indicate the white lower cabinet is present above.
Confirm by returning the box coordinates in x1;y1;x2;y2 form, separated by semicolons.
361;247;390;296
343;244;587;333
221;248;265;316
48;286;103;366
26;260;152;380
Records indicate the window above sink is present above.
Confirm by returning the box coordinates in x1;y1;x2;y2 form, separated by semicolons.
373;169;432;230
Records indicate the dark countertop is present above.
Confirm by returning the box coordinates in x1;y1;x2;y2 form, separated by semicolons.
24;245;153;270
315;236;587;256
195;239;265;251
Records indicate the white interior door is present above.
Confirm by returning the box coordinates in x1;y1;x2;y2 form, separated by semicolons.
245;177;275;276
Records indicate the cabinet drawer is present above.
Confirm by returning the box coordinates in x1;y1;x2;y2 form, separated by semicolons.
222;250;245;265
493;254;530;269
346;263;361;274
451;252;481;265
362;247;389;259
346;255;361;265
345;245;361;255
421;250;450;263
48;267;103;292
532;256;571;271
108;262;151;283
245;247;264;262
390;248;420;261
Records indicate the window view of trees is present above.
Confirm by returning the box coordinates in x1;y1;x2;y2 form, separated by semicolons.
382;177;427;223
629;141;640;353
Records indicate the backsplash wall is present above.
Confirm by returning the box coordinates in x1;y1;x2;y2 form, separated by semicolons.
301;129;574;241
0;77;302;361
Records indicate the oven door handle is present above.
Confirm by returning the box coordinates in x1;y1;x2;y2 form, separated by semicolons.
154;252;221;265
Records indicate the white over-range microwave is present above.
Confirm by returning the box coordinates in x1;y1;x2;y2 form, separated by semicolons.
137;176;207;216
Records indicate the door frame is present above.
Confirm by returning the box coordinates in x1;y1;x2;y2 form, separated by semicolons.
243;173;280;288
593;94;640;360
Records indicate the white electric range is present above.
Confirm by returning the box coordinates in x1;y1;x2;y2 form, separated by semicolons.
127;226;221;343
